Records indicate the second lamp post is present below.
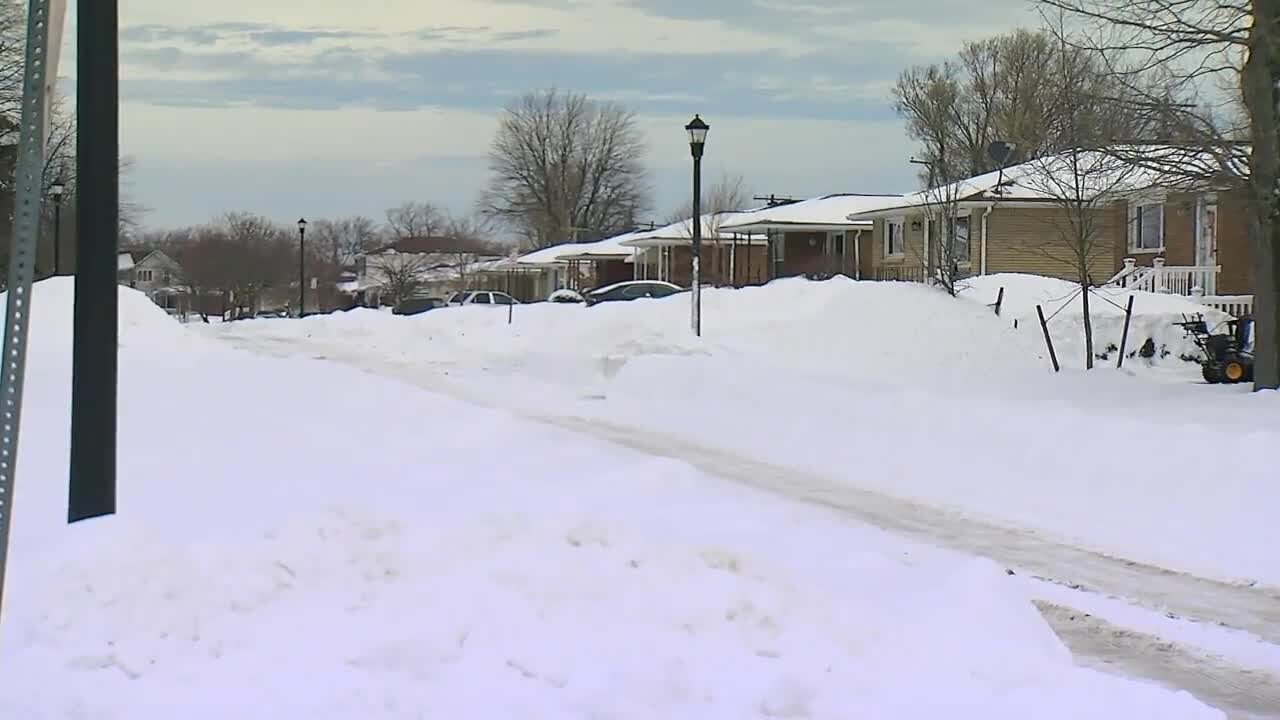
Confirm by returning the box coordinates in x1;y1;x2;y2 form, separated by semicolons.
685;114;709;337
297;218;307;317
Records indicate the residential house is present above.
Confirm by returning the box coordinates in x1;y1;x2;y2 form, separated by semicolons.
118;248;188;313
844;148;1253;314
718;194;906;281
341;235;507;306
620;212;768;287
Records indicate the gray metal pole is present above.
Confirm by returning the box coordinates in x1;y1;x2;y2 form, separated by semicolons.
0;0;57;614
69;0;119;523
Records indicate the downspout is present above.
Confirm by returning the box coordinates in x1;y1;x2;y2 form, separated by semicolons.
980;203;994;276
853;228;863;280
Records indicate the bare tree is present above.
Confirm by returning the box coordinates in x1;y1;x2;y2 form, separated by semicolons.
385;202;444;241
1034;0;1275;389
912;159;969;297
664;172;752;285
369;252;432;307
440;211;501;291
310;215;380;266
1021;150;1140;367
893;28;1159;181
482;88;650;248
219;212;293;316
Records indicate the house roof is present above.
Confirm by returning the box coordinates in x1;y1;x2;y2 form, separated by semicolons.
617;212;768;248
845;146;1245;221
553;229;649;261
719;194;906;231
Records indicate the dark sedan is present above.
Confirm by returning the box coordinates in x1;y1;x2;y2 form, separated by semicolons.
584;281;684;306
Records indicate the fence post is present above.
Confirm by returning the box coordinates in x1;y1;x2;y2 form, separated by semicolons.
1036;304;1060;372
1116;295;1135;369
1153;257;1167;293
994;286;1004;316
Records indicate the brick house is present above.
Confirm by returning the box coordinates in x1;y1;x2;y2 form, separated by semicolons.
717;194;906;281
844;149;1253;314
620;212;769;288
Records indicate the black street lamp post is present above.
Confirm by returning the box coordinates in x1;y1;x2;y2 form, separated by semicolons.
685;114;709;337
297;218;307;317
50;179;64;275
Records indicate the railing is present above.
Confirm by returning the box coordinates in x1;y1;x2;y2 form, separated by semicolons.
1126;258;1220;296
874;266;930;283
1195;292;1254;318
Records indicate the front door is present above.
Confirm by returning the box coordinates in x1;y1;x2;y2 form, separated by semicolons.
1194;196;1218;295
1196;197;1218;267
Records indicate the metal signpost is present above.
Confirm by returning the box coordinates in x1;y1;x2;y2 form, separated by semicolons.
0;0;67;616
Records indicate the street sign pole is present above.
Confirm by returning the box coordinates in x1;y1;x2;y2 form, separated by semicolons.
0;0;62;617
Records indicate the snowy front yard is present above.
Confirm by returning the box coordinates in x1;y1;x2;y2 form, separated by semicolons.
0;279;1229;718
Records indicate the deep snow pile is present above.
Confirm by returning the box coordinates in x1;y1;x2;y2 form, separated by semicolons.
211;276;1280;588
0;280;1222;718
959;274;1233;370
288;277;1048;383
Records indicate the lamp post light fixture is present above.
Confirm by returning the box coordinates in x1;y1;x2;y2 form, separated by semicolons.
685;114;709;337
297;218;307;318
50;179;65;276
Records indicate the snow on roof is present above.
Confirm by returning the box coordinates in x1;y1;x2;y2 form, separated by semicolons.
719;194;906;231
846;146;1245;220
618;212;767;248
553;229;649;261
510;244;575;266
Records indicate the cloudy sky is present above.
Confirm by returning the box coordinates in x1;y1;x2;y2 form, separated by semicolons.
60;0;1037;229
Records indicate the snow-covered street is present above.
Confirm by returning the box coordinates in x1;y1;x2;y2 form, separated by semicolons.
1;278;1276;718
204;275;1280;718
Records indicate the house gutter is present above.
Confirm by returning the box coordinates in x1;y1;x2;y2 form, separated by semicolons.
980;203;995;275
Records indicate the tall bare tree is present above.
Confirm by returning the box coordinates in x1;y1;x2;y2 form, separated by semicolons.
385;202;444;241
310;215;380;265
482;88;650;249
1034;0;1275;389
893;28;1159;181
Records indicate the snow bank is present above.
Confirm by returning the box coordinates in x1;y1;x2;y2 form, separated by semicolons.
210;275;1280;589
959;274;1233;370
0;284;1221;718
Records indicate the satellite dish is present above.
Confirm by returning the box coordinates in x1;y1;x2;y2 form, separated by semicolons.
987;141;1017;168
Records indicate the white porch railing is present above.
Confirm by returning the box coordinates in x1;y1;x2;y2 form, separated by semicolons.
1194;292;1254;318
1113;257;1220;296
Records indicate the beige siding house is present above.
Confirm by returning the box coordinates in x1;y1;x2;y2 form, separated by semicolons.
847;149;1253;314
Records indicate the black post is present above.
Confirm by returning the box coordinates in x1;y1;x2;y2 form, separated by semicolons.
994;286;1004;316
691;152;702;336
52;198;61;275
1036;304;1060;373
1116;295;1135;369
297;221;306;318
69;0;120;523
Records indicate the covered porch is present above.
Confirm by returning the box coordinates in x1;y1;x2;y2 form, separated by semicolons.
719;193;904;281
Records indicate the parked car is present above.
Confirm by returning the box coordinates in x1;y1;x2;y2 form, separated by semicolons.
393;297;445;316
444;290;521;307
583;281;684;306
548;288;585;304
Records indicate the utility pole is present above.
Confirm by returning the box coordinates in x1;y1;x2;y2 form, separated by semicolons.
69;0;119;523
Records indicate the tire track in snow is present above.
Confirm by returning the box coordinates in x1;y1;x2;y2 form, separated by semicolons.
213;329;1280;718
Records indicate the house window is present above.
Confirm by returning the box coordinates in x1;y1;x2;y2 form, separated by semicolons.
952;215;971;264
1132;202;1164;251
885;218;905;257
831;232;846;256
137;269;153;282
